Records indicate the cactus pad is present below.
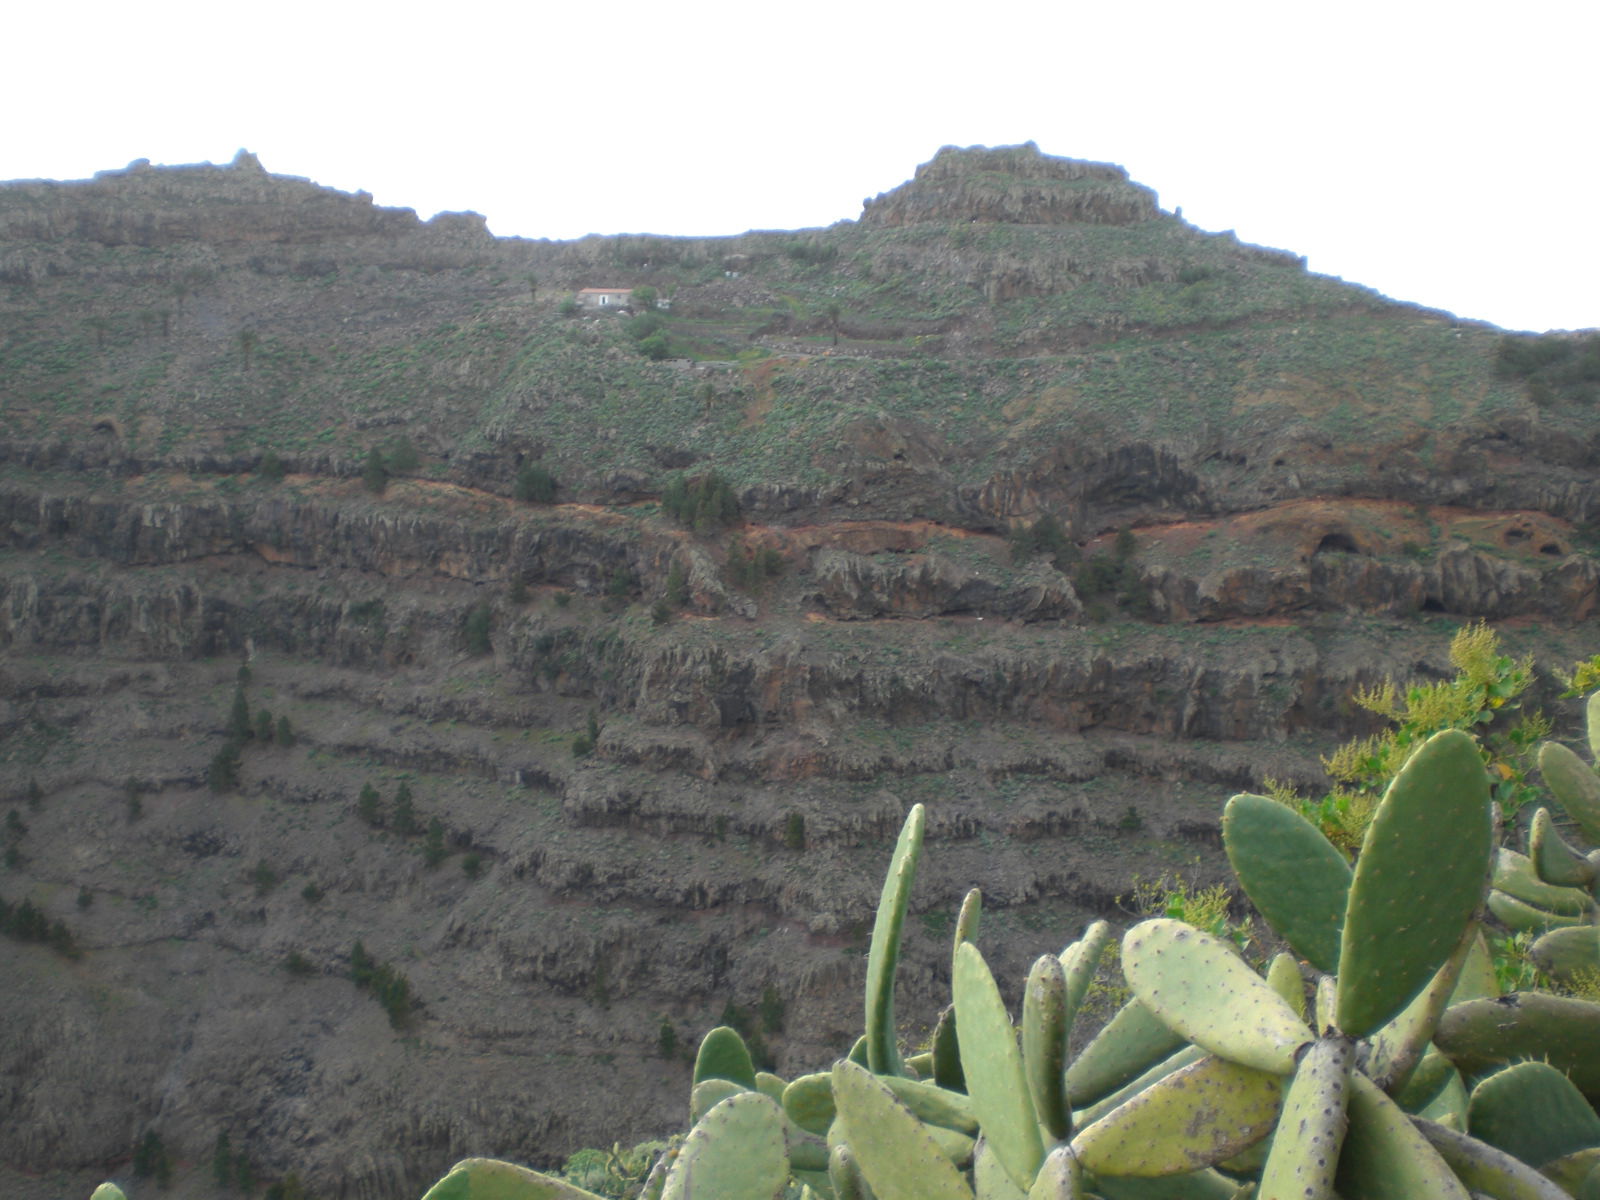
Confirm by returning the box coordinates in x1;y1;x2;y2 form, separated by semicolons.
661;1091;788;1200
1027;1145;1081;1199
693;1026;758;1089
1539;741;1600;843
1487;888;1588;932
1258;1033;1353;1200
1122;919;1313;1074
783;1072;837;1137
1529;807;1597;890
1336;1071;1470;1199
1222;792;1352;973
1336;729;1492;1039
1529;924;1600;985
1493;847;1592;915
1022;953;1072;1141
1068;1054;1284;1177
866;804;925;1077
419;1158;608;1199
830;1060;975;1200
1436;993;1600;1101
1411;1119;1569;1200
953;940;1044;1191
1064;997;1188;1107
1466;1060;1600;1170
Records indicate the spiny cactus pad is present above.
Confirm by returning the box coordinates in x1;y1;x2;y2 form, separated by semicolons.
953;940;1044;1192
932;1004;965;1092
866;803;924;1077
1059;920;1112;1024
1437;993;1600;1101
1026;1145;1082;1199
1539;741;1600;843
692;1077;749;1123
1022;953;1072;1141
1335;1072;1471;1200
1411;1119;1570;1200
1466;1060;1600;1170
1064;997;1189;1108
1222;792;1352;973
1257;1033;1353;1200
1336;729;1492;1039
1493;847;1592;915
1266;952;1306;1020
661;1091;788;1200
419;1158;608;1199
1529;924;1600;984
1529;807;1597;890
1122;919;1313;1074
1487;888;1588;932
782;1072;836;1137
830;1060;975;1200
1072;1044;1206;1130
693;1026;757;1089
1068;1054;1284;1177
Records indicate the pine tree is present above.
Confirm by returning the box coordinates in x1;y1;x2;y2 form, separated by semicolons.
393;783;417;835
227;686;252;740
356;782;382;827
275;715;294;746
362;447;389;495
423;816;446;868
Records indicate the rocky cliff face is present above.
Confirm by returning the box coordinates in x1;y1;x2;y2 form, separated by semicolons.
1;147;1596;1200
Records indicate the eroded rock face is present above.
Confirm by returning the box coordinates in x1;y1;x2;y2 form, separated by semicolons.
860;143;1161;227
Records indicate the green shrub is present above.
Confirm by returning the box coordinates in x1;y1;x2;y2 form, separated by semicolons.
423;817;447;868
257;450;285;482
393;783;417;836
251;860;278;896
783;811;806;851
661;472;739;531
275;715;294;746
385;435;419;474
132;1130;172;1187
514;463;556;503
362;448;388;495
207;739;243;793
357;782;382;827
227;686;252;740
462;852;483;879
350;941;413;1028
463;602;492;655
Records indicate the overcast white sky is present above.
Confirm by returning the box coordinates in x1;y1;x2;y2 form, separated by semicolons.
6;0;1595;332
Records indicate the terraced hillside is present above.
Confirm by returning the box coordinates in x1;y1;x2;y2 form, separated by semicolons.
2;143;1597;1199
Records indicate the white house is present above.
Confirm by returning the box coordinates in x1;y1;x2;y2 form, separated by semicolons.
576;287;633;309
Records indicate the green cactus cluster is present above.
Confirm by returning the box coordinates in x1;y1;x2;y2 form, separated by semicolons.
1486;691;1600;994
92;687;1600;1200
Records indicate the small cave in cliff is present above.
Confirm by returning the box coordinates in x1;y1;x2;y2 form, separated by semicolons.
1312;532;1362;556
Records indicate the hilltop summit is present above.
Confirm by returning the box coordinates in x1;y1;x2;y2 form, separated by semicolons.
860;142;1160;227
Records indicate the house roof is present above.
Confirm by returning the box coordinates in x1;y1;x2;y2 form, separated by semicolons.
578;287;632;295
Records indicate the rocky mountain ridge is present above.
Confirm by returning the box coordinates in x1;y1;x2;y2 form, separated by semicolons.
2;144;1597;1200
